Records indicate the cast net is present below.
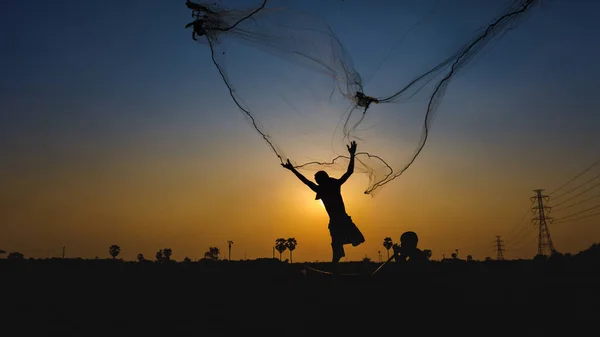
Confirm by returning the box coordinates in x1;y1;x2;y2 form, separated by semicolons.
184;0;540;195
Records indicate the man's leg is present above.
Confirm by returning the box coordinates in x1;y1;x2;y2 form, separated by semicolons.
331;242;345;276
331;242;345;263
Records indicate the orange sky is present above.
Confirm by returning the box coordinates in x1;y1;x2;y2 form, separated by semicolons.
1;114;598;262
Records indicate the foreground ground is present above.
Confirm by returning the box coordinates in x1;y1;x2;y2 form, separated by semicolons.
1;258;598;336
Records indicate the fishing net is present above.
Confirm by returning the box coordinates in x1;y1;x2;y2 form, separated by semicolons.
185;0;540;195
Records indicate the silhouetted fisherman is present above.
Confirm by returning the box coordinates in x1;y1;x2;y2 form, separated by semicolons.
282;141;365;268
392;231;427;263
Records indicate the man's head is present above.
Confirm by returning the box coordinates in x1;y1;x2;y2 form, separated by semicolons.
314;171;329;185
400;231;419;250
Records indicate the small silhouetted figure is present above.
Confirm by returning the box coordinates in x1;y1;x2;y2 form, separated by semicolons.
392;231;427;263
282;141;365;265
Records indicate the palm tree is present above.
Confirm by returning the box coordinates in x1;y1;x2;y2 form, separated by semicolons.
392;243;400;257
275;238;287;260
383;237;393;260
227;240;234;260
210;247;220;260
205;247;220;260
285;238;297;263
109;245;120;259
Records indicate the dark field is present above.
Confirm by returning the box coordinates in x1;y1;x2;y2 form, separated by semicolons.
2;257;599;336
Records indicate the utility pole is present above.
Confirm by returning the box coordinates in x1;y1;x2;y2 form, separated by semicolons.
495;236;505;260
227;240;233;261
531;189;555;256
272;246;275;259
62;246;65;259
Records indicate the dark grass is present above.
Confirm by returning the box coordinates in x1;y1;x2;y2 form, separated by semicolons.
2;257;599;336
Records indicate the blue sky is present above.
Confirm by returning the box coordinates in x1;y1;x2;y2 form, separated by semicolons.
2;0;598;155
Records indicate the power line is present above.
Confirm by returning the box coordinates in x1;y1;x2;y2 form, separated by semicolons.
552;181;600;208
506;200;535;239
554;211;600;224
553;191;600;212
507;226;537;259
506;203;536;247
548;157;600;195
553;203;600;222
506;218;532;244
505;199;536;247
508;219;536;249
551;172;600;201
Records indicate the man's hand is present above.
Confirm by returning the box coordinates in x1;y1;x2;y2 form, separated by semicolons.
281;159;294;170
347;141;357;156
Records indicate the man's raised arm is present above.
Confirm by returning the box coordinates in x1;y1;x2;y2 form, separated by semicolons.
338;141;356;185
282;159;318;192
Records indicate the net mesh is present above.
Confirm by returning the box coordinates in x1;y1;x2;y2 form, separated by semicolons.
185;0;541;195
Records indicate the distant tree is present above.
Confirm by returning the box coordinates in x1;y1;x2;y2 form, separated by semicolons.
109;245;120;259
275;238;287;260
549;250;564;262
163;248;172;261
183;257;191;263
204;247;220;261
156;249;164;262
451;252;457;259
576;242;600;260
485;256;492;261
383;237;393;260
7;252;24;260
211;247;220;260
533;254;547;261
137;253;144;263
423;249;432;260
467;255;473;262
362;256;371;263
286;238;297;263
0;249;6;255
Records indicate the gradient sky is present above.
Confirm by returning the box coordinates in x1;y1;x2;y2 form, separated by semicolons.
1;0;600;262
